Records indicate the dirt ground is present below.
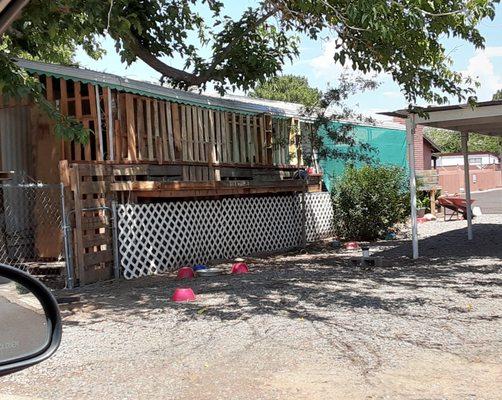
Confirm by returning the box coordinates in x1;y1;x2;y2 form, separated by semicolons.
1;216;501;400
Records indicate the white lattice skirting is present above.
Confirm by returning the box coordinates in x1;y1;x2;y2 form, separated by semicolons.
117;192;334;279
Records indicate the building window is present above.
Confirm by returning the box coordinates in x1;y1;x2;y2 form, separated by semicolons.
468;157;482;165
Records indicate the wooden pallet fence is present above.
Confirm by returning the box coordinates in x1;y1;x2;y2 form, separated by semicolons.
67;163;115;285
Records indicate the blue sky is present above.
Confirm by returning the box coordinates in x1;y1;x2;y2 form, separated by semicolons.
75;2;502;121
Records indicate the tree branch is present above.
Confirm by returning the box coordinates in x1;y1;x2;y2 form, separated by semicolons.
199;8;279;81
124;7;278;88
124;33;201;86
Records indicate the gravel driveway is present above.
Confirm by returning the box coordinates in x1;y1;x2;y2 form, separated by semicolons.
1;216;501;399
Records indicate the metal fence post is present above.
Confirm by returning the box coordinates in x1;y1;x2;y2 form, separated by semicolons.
111;201;120;280
60;183;74;289
301;183;307;247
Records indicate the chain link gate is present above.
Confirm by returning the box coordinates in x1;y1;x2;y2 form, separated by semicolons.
115;192;335;279
0;183;66;285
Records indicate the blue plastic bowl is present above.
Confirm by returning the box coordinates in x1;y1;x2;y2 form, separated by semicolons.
193;264;208;271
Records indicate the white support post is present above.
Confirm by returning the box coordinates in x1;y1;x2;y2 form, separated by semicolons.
461;131;473;240
406;115;419;259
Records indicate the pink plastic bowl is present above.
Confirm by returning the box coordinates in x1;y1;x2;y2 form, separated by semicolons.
177;267;195;280
172;288;196;302
345;241;359;250
231;262;249;274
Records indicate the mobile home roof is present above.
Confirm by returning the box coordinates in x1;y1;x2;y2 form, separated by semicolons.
17;59;304;118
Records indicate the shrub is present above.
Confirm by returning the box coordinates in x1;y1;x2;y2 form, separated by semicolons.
331;165;409;241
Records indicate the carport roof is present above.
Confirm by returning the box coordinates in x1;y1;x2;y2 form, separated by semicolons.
381;100;502;136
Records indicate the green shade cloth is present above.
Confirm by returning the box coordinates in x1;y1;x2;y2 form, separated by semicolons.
319;123;407;191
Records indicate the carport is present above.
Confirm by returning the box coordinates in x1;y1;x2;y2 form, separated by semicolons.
383;100;502;258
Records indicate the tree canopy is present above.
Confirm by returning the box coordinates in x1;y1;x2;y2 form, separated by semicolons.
249;75;322;108
1;0;499;104
426;128;502;154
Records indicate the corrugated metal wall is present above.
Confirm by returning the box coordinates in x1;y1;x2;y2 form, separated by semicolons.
0;106;34;258
0;106;31;181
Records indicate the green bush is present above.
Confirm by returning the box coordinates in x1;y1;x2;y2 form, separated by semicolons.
331;165;409;241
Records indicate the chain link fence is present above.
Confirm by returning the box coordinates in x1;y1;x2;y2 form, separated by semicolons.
0;183;64;272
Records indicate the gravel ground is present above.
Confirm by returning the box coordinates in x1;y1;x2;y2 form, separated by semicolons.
1;216;501;399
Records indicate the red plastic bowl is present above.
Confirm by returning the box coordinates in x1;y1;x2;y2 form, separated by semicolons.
231;262;249;274
345;241;359;250
177;267;195;280
172;288;196;302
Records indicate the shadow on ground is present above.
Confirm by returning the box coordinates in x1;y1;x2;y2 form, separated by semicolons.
58;223;502;327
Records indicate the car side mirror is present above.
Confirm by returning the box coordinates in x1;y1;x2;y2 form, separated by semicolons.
0;264;62;376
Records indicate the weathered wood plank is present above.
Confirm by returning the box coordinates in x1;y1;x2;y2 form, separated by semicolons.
239;114;246;163
59;79;72;160
116;93;126;161
82;235;112;248
214;111;221;163
78;181;109;195
73;163;112;176
45;76;54;101
145;99;154;160
83;250;113;266
198;107;205;162
208;110;218;180
102;88;111;160
264;114;273;164
245;115;252;164
186;106;194;161
252;116;260;164
165;101;175;161
231;113;239;162
136;98;145;160
125;94;137;161
59;78;68;114
80;196;108;209
171;103;182;159
70;167;84;282
226;112;233;163
191;106;200;162
180;105;189;180
112;165;149;176
74;82;83;161
153;100;160;160
155;136;164;163
159;101;169;161
83;120;92;161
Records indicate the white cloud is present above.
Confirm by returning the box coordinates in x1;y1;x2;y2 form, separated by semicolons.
463;47;502;100
309;39;344;79
308;39;389;83
382;91;402;99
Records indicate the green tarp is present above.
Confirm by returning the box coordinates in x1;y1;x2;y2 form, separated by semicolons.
319;123;407;191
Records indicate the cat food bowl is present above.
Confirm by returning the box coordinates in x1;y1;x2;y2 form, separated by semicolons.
231;262;249;274
177;267;195;279
172;288;196;302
